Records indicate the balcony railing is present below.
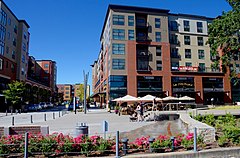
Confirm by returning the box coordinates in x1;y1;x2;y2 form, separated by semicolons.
137;65;151;72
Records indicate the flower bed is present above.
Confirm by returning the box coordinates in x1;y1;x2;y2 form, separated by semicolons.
0;131;205;157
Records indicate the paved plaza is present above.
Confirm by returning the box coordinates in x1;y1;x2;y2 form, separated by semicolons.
1;108;240;138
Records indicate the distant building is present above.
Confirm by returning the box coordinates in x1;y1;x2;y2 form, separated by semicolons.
57;84;73;102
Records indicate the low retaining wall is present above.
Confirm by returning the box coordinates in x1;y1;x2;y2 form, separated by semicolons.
0;125;49;136
179;113;215;143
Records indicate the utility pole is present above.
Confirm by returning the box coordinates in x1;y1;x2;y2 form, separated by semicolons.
83;71;89;114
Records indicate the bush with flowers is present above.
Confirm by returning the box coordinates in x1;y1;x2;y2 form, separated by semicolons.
0;132;200;156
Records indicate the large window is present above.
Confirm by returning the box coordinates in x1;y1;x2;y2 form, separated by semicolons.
109;75;127;99
156;46;162;56
12;38;16;46
0;25;6;41
172;77;194;92
197;37;204;46
185;62;192;67
170;21;178;31
128;16;134;26
113;29;125;40
155;18;161;28
156;60;162;70
171;48;179;58
198;50;205;59
155;32;161;42
185;49;191;58
137;76;162;96
112;59;125;70
0;9;7;26
170;34;178;44
12;50;15;59
113;15;124;25
183;20;190;32
128;30;134;40
197;22;203;33
184;36;190;45
112;43;125;55
14;25;17;34
22;54;25;63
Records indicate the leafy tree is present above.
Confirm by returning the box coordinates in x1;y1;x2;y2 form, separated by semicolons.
207;0;240;83
3;81;26;109
75;84;84;102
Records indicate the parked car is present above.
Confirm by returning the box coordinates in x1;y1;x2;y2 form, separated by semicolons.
68;104;73;111
46;102;54;108
39;102;48;109
25;104;38;112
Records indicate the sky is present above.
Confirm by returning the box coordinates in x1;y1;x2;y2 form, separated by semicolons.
4;0;232;86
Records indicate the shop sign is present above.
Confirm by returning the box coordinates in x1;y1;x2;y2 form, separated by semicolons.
172;82;193;87
178;66;198;71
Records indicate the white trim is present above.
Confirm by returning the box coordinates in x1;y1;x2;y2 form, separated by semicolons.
0;74;11;79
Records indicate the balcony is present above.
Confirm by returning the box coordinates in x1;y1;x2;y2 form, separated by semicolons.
137;65;151;72
136;36;152;42
171;53;181;59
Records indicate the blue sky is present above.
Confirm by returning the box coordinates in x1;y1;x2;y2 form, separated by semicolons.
4;0;231;86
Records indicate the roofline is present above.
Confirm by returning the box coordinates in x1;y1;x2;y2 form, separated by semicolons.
36;60;56;63
169;13;214;20
100;4;170;40
0;0;30;28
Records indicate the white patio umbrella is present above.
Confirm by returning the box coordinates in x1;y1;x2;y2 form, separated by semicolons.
155;97;163;101
162;96;179;101
178;96;195;101
139;94;156;101
113;95;139;102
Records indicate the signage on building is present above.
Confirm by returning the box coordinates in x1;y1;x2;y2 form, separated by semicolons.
178;66;198;71
172;82;194;87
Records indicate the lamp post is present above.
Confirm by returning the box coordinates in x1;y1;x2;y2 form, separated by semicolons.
83;71;89;114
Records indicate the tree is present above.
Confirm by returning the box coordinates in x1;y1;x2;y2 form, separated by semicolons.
3;81;26;109
207;0;240;84
75;84;84;102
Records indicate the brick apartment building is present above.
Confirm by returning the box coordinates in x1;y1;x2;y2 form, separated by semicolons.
91;5;237;106
0;0;57;108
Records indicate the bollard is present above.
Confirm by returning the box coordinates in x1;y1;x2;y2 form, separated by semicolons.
44;114;46;121
12;117;14;126
53;112;55;119
116;131;119;158
62;111;64;116
121;138;129;155
171;136;175;151
11;109;13;115
19;109;21;114
6;110;7;116
30;115;33;123
194;127;197;152
148;137;155;153
24;132;29;158
59;111;60;117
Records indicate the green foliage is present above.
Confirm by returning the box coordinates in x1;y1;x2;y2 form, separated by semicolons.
3;81;26;108
207;0;240;83
217;135;229;146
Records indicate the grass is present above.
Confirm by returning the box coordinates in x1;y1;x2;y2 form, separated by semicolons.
210;105;240;110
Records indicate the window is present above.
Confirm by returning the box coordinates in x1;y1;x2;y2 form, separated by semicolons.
170;34;178;44
65;87;70;90
12;50;15;59
21;68;25;75
170;21;178;31
8;18;11;25
0;58;2;70
128;16;134;26
155;32;161;42
185;62;192;67
197;22;203;33
0;25;6;41
22;43;26;51
128;30;134;40
0;41;4;55
24;32;27;39
113;29;125;40
112;59;125;70
11;64;15;72
13;38;16;46
22;54;25;63
198;50;205;59
199;63;205;72
65;91;69;94
113;15;124;25
184;36;190;45
44;64;49;68
185;49;191;58
65;96;69;98
156;60;162;70
156;46;162;56
197;37;204;46
171;48;180;58
183;20;190;32
112;43;125;55
155;18;161;28
14;25;17;34
7;32;10;39
0;9;7;26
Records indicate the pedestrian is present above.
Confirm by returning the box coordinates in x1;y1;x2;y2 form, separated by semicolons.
140;102;144;121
